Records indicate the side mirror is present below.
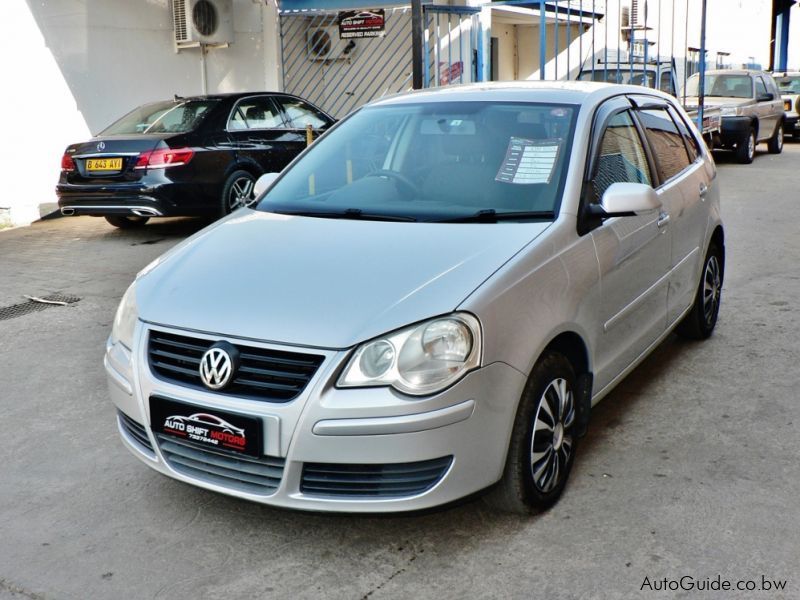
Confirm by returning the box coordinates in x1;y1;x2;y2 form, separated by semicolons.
758;92;774;102
588;182;662;218
253;172;280;198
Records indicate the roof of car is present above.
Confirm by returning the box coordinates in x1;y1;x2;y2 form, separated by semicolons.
697;69;764;77
368;80;674;108
161;92;302;102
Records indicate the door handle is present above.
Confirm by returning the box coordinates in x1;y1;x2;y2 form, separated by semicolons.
657;212;670;228
699;183;708;199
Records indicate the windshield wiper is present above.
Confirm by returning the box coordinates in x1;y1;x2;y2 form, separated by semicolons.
431;209;556;223
273;208;417;222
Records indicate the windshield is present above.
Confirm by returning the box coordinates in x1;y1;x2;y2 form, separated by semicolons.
100;100;219;135
686;74;753;98
776;76;800;93
257;102;577;222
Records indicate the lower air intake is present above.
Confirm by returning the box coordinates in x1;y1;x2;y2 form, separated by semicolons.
301;456;453;498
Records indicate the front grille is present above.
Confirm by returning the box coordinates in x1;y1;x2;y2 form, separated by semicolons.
148;330;324;402
157;435;285;495
301;456;453;498
118;411;154;454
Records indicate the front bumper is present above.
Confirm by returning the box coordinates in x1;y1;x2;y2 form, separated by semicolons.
718;116;753;146
105;323;527;513
783;113;800;132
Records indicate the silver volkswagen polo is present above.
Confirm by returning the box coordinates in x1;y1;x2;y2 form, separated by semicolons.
105;82;723;514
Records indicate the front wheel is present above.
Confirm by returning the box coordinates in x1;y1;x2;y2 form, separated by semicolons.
767;122;784;154
676;242;724;340
735;128;756;164
104;215;149;229
485;352;578;514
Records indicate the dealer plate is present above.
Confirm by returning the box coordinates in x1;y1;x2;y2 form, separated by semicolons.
149;397;263;457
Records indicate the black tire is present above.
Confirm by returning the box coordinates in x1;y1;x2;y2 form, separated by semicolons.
221;170;257;216
767;122;784;154
735;128;756;164
104;215;149;229
676;242;724;340
484;351;578;514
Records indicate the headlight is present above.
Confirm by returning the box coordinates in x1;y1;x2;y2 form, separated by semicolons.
338;313;481;396
719;106;742;117
111;283;139;350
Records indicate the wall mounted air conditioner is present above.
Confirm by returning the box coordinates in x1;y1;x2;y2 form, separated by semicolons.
306;27;358;61
172;0;233;48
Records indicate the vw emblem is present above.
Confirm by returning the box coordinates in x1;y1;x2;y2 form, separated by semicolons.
199;344;236;390
96;141;106;151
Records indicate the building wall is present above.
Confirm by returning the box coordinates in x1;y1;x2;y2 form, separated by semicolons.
1;0;281;226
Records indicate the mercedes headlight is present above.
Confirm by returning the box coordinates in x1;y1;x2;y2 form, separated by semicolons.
338;313;481;396
111;282;139;350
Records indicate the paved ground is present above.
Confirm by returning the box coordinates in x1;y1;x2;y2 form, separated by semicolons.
1;144;798;600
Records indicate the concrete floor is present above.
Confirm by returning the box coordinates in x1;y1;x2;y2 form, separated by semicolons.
1;144;798;600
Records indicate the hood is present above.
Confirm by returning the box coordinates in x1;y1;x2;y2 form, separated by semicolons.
683;96;753;109
136;210;550;349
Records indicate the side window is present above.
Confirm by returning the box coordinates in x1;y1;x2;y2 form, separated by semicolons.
228;97;284;130
275;97;330;129
668;106;702;163
755;77;768;99
659;70;673;95
637;107;692;181
592;110;652;203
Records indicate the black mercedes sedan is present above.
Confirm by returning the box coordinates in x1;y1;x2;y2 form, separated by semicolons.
57;92;334;228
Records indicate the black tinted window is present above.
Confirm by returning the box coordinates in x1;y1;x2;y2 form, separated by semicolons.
593;111;652;202
101;100;218;135
229;97;284;130
275;98;330;129
638;108;691;181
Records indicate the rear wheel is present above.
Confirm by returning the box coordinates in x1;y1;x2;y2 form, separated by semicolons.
485;352;578;514
104;215;149;229
676;242;723;340
221;170;256;216
735;128;756;164
767;122;784;154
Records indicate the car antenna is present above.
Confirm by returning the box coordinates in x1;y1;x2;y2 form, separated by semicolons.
174;94;183;102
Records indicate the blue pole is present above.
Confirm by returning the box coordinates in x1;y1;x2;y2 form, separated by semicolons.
697;0;707;132
540;0;547;79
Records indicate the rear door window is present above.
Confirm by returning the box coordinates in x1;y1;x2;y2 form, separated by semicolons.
228;97;285;130
668;106;702;163
274;97;331;129
637;107;692;182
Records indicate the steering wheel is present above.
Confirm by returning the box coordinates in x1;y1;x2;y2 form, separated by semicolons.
364;170;420;198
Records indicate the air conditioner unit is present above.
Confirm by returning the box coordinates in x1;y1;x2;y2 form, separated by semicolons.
306;27;358;61
172;0;233;48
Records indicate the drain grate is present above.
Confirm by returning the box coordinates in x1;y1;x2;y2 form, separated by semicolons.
0;294;81;322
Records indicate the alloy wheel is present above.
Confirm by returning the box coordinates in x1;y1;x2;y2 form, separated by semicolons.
703;255;722;327
228;176;255;211
530;377;575;493
747;133;755;161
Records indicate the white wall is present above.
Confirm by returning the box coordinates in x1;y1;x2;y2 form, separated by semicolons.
0;0;281;226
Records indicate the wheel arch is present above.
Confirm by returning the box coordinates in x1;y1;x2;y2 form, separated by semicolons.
536;330;593;437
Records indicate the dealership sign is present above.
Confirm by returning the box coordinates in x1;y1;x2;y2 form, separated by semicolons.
338;9;385;39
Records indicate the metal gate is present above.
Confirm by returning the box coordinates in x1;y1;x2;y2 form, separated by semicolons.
279;4;484;119
279;7;413;119
422;5;482;88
